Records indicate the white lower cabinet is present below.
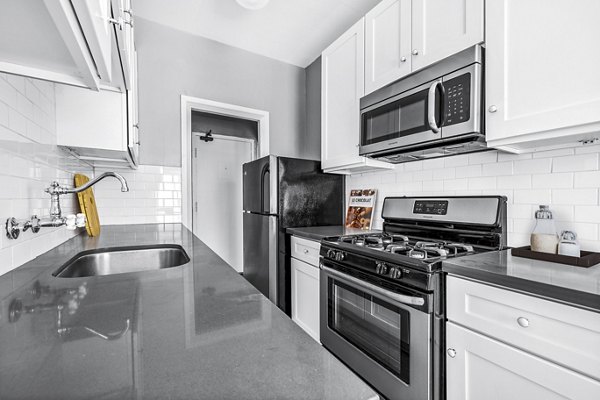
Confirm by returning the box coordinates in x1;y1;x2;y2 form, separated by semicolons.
291;257;320;342
290;236;320;342
446;322;600;400
446;276;600;400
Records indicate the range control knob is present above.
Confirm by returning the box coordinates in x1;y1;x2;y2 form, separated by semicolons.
326;249;336;259
375;261;388;275
389;267;403;279
335;251;345;261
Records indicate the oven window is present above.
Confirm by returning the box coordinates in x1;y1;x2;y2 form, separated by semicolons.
328;278;410;383
361;88;431;146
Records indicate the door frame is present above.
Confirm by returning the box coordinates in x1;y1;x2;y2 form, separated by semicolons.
181;95;269;230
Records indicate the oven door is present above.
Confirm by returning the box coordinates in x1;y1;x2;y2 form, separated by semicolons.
320;263;432;400
359;80;443;156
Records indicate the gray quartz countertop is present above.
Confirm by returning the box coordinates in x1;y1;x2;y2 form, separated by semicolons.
286;225;381;241
0;224;379;400
443;250;600;312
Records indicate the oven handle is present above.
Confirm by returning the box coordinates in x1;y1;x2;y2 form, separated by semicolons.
321;265;426;306
427;80;443;134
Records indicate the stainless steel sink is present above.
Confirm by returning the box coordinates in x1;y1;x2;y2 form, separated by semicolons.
53;245;191;278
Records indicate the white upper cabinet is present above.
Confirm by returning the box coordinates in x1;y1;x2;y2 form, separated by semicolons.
321;18;393;174
485;0;600;152
0;0;134;91
364;0;484;95
364;0;412;94
411;0;484;70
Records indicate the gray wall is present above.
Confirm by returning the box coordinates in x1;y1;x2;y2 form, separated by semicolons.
136;19;319;166
191;111;258;141
305;57;322;159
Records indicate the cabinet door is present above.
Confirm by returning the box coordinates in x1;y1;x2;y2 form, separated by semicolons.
411;0;483;71
291;258;320;342
364;0;412;94
486;0;600;147
70;0;113;81
321;18;365;170
446;323;600;400
56;85;126;152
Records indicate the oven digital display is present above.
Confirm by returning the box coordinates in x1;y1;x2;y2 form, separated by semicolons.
413;200;448;215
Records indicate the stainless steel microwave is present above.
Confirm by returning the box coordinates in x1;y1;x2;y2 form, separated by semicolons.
359;46;485;163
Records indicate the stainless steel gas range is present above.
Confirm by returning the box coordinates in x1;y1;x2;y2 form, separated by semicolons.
319;196;507;400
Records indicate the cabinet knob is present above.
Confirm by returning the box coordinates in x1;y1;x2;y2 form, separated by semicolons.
400;56;407;62
447;348;456;358
488;105;498;113
303;249;309;254
412;49;419;55
517;317;529;328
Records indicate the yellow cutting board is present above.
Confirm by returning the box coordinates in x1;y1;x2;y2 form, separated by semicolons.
74;174;101;237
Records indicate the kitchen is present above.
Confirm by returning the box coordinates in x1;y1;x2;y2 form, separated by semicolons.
0;0;599;399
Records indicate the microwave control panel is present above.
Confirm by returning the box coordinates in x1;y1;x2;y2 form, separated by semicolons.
413;200;448;215
444;73;471;126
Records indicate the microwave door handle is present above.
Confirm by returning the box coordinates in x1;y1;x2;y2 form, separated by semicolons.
427;81;443;133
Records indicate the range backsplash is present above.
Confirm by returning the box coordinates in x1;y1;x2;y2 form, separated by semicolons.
346;148;600;251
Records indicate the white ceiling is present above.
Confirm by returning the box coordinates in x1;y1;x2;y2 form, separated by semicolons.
134;0;381;68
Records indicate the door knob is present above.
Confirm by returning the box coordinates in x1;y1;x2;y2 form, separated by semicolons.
447;348;457;358
412;49;419;55
488;105;498;113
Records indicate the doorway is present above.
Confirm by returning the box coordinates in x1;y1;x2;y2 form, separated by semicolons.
191;111;258;272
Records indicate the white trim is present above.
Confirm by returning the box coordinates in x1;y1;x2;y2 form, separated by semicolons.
181;95;269;230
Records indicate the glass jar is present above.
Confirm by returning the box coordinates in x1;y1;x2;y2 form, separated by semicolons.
530;205;558;254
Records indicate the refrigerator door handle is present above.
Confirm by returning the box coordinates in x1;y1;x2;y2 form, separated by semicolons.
269;155;278;215
268;215;278;301
260;164;270;214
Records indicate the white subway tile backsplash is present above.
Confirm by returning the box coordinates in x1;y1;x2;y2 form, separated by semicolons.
513;158;552;175
552;189;598;205
553;154;598;172
94;165;182;226
349;148;600;248
455;164;482;178
0;75;92;276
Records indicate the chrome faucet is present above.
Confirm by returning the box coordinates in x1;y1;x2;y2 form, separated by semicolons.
5;172;129;240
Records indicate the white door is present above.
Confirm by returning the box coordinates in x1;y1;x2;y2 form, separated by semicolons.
291;257;320;342
192;134;255;273
321;18;365;171
364;0;412;94
446;322;600;400
411;0;483;71
485;0;600;144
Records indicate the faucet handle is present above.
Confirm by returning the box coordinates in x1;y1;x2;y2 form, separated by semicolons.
65;215;77;230
76;213;86;228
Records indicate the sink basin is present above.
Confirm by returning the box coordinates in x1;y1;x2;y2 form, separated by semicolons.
53;245;191;278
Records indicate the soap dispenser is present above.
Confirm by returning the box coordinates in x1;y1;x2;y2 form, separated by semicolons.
530;205;559;254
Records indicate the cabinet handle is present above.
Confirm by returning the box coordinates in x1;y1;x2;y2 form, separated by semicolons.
303;249;309;254
488;105;498;113
400;56;407;62
447;348;456;358
517;317;529;328
412;49;419;55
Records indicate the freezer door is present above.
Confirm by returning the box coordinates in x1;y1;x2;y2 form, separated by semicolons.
277;157;344;228
242;156;277;214
243;212;278;301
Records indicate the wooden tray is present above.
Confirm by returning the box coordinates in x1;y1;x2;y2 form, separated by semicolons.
74;174;101;237
511;246;600;268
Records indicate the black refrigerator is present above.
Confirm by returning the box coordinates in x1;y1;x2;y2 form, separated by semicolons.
242;155;344;316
